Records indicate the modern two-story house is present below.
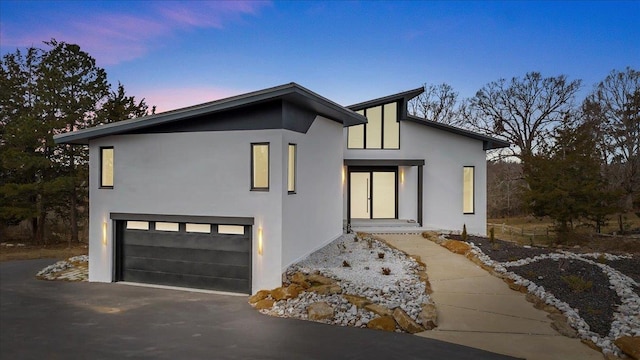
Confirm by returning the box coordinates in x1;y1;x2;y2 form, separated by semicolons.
54;83;508;295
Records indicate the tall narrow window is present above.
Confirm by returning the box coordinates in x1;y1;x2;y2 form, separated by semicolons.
288;144;296;193
365;106;382;149
347;110;365;149
383;102;399;149
463;166;475;214
100;147;114;188
251;143;269;191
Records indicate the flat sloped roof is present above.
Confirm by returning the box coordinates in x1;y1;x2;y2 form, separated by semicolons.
54;82;368;145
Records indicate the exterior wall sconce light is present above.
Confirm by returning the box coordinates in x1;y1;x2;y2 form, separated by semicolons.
258;227;263;255
401;169;405;184
102;221;107;245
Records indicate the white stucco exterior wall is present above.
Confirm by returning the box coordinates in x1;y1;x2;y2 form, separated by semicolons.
343;121;488;235
88;130;287;291
281;117;344;268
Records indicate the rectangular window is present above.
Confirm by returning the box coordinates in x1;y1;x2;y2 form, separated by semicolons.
463;166;475;214
100;147;114;188
218;225;245;235
186;223;211;233
126;221;149;230
383;102;399;149
155;222;179;232
251;143;269;191
365;106;382;149
288;144;296;193
347;110;365;149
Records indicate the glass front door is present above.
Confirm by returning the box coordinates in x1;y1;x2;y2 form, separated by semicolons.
349;170;396;219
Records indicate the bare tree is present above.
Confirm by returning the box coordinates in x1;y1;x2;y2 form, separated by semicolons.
467;72;582;159
408;83;465;126
584;67;640;211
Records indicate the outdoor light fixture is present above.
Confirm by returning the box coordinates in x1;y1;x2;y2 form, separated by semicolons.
258;227;263;255
102;221;107;245
342;167;345;184
401;169;405;184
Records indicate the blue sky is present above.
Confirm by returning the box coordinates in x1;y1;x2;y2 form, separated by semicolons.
1;1;639;113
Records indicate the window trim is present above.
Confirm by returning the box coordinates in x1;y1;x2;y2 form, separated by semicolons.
463;166;475;215
100;146;114;189
288;143;297;194
251;142;270;191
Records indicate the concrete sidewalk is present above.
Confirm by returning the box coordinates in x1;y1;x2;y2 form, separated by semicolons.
379;234;603;360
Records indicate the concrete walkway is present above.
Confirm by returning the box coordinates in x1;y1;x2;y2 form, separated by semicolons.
379;234;603;360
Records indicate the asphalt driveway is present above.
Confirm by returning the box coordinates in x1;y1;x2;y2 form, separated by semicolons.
0;259;517;360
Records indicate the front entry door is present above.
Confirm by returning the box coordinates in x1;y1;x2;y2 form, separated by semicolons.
349;170;397;219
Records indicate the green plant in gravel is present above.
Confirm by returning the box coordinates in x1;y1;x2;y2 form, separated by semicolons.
561;275;593;293
461;224;468;241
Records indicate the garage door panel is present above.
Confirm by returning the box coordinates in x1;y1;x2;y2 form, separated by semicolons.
117;219;252;294
124;256;250;279
124;231;251;252
124;245;250;266
123;270;250;294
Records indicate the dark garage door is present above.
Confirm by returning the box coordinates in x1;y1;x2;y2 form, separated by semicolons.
113;214;252;294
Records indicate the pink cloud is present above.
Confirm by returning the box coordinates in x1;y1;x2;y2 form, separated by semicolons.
140;86;244;114
2;1;270;65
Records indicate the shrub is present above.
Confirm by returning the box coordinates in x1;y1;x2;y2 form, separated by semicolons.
489;227;495;244
342;260;351;267
561;275;593;293
461;224;468;241
381;267;391;275
377;252;385;259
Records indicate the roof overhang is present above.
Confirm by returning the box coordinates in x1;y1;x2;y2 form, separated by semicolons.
405;115;510;150
54;83;368;145
347;87;424;111
344;159;425;167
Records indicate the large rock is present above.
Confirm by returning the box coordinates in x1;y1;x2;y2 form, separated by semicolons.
442;240;471;254
307;302;334;321
307;284;342;295
343;294;370;308
248;290;271;304
548;313;577;338
271;284;302;301
366;316;396;331
254;298;275;310
289;272;311;288
393;308;425;334
307;274;335;286
615;336;640;359
419;303;438;330
364;303;393;317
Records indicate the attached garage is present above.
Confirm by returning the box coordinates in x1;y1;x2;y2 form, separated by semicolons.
111;213;253;294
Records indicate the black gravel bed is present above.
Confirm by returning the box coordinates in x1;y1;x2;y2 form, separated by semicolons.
448;234;553;262
606;256;640;283
507;258;620;337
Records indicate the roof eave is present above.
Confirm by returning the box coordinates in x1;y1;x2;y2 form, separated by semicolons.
347;87;424;110
405;115;510;150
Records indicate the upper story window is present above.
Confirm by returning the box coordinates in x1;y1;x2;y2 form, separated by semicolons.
251;143;269;191
348;102;399;149
288;144;296;194
100;147;114;188
463;166;475;214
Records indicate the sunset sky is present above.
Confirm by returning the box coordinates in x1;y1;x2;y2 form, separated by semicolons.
1;1;638;113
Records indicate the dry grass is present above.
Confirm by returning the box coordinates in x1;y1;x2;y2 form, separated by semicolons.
0;243;88;262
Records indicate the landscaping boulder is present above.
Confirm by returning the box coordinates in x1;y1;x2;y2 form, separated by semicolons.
289;272;311;288
307;284;342;295
615;336;640;359
442;240;471;254
271;284;302;301
392;308;425;334
254;298;275;310
307;302;334;321
364;303;393;317
307;274;335;286
548;313;578;338
343;294;370;308
248;290;271;304
419;303;438;330
366;316;396;332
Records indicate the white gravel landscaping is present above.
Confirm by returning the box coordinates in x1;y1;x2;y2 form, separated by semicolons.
464;238;639;357
261;233;432;330
36;255;88;281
